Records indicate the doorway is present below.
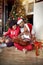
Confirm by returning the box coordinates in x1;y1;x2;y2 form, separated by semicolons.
27;15;33;25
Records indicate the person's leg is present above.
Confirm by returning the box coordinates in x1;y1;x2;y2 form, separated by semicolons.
14;43;24;50
25;44;33;51
5;37;14;47
6;42;14;47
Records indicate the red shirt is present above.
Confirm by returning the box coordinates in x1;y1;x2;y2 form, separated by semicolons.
4;26;20;38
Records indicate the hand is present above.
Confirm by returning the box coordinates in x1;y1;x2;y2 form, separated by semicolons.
3;32;7;36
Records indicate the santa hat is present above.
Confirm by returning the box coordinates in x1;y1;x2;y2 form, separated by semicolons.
24;24;30;31
17;18;23;24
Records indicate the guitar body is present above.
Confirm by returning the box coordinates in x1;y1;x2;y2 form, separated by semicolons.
13;37;31;46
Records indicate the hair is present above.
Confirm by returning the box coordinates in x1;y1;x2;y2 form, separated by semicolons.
22;18;27;23
9;19;17;28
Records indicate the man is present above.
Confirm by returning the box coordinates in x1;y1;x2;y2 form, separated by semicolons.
14;18;34;53
17;18;25;33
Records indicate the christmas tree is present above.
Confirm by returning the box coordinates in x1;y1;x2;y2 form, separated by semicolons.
6;0;28;31
9;0;26;19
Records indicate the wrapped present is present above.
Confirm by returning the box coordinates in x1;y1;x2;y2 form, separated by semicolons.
34;41;41;48
34;41;42;56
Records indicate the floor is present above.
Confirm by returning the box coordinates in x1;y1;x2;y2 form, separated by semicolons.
0;47;43;65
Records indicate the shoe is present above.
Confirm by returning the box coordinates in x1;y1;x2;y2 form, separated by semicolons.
0;43;7;48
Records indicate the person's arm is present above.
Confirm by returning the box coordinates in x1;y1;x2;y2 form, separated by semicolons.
3;28;10;36
15;26;20;36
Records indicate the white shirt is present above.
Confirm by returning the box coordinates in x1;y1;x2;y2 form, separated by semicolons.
20;28;24;33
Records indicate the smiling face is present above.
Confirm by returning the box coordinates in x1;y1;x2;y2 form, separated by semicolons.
12;24;17;30
19;21;24;28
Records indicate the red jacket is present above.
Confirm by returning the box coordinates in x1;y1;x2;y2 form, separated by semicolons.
4;26;20;38
28;23;32;33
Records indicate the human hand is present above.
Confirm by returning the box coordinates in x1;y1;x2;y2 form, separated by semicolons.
3;32;7;36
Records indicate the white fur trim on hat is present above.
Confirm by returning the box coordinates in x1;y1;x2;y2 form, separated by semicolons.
17;19;23;24
24;24;30;31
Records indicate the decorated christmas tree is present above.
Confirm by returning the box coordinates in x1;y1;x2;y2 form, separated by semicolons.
6;0;28;31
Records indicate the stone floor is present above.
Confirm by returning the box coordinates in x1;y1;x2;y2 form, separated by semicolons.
0;47;43;65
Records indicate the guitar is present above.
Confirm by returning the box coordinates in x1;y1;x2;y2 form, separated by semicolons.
12;37;31;46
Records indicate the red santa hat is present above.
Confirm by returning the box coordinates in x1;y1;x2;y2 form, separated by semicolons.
24;24;30;32
17;18;23;24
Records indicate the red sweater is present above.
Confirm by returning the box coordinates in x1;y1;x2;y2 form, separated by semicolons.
4;26;20;38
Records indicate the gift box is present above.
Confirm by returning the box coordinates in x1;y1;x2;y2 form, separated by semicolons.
34;41;41;56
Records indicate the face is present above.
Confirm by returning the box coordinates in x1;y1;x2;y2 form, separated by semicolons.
19;21;24;28
12;25;17;30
